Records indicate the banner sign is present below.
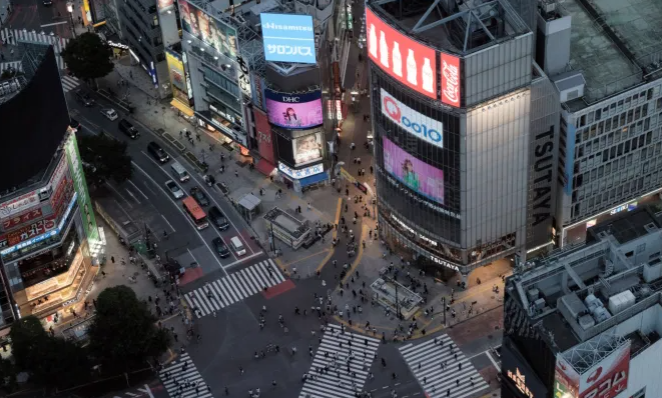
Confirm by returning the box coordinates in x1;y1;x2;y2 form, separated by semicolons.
260;13;316;64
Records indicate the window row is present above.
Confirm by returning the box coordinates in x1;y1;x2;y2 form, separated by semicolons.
576;85;661;129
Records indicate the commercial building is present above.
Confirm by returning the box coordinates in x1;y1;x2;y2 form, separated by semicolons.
502;207;662;398
366;0;561;279
526;0;662;249
0;44;102;330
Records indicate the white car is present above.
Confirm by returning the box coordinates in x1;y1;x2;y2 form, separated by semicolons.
101;108;118;121
165;180;184;199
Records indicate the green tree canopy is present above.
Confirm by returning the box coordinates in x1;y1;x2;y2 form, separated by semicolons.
0;357;17;394
9;316;91;390
87;286;170;374
78;133;133;185
61;32;114;81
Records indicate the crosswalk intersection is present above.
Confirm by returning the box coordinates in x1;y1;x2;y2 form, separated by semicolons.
399;335;489;398
159;352;211;398
0;28;69;70
184;259;285;318
299;323;380;398
61;75;80;93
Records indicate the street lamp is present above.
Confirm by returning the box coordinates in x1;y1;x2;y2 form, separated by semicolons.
66;1;76;38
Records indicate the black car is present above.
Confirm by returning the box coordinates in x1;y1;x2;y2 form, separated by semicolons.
147;141;169;163
190;186;210;206
75;90;95;107
119;119;140;139
212;237;230;258
208;206;230;230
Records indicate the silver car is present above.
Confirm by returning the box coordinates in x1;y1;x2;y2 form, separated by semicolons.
165;180;184;199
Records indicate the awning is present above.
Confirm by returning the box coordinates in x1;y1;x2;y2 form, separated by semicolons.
299;171;328;187
170;99;194;117
256;160;276;176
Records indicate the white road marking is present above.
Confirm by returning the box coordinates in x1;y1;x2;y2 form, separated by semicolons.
222;251;265;269
128;180;149;200
124;188;141;204
41;21;69;27
161;215;176;232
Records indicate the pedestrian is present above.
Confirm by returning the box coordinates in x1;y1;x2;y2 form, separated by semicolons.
101;271;106;277
235;170;239;178
223;386;228;395
370;166;374;174
239;366;245;375
111;256;115;263
173;333;178;342
272;380;277;387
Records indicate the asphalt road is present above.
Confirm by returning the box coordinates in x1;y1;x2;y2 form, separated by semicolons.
66;95;265;281
6;0;73;37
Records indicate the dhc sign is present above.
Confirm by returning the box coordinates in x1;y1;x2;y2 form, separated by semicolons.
380;88;443;149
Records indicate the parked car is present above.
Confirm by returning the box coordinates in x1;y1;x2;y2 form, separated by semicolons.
101;108;118;121
212;237;231;258
189;186;210;206
165;180;184;199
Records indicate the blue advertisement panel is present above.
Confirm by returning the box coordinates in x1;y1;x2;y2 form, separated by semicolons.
260;13;316;64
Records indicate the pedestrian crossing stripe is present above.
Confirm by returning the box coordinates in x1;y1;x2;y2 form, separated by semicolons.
184;259;285;317
0;61;22;73
399;335;489;398
159;352;212;398
61;75;80;93
0;28;69;70
299;323;380;398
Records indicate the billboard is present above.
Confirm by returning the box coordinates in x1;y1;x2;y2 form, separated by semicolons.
383;137;444;204
254;108;276;165
441;53;461;107
64;134;99;243
366;8;437;98
260;13;316;64
265;89;323;129
278;162;324;179
380;88;443;148
0;191;40;219
2;208;43;231
579;342;630;398
4;216;57;246
502;341;547;398
293;132;323;165
166;51;189;105
179;0;238;59
157;0;174;12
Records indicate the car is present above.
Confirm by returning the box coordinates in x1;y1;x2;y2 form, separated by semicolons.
119;119;139;139
165;180;184;199
75;90;95;107
212;237;231;258
189;186;210;206
208;206;229;230
42;0;52;5
101;108;118;121
147;141;170;163
69;118;81;130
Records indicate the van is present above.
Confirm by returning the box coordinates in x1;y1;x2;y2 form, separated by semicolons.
147;141;169;163
230;236;246;256
170;162;189;182
119;119;139;139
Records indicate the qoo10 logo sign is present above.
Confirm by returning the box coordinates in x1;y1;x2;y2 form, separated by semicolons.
380;88;444;149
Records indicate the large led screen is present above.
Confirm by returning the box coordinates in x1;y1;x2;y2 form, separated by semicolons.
265;89;323;129
260;13;316;64
366;8;437;99
380;88;443;148
179;0;238;59
293;132;323;165
383;137;444;204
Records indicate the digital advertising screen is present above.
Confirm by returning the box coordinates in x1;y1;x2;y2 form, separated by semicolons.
179;0;238;59
265;89;323;129
383;137;444;204
166;51;189;104
293;132;323;165
366;8;437;99
380;88;443;148
260;13;316;64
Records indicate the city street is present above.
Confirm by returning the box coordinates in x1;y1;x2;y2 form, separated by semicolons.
4;0;75;37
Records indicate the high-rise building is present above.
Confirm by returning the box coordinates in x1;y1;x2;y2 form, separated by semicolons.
0;44;102;329
366;0;560;280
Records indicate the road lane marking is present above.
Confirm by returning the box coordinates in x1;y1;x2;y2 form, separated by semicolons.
485;350;500;372
106;182;133;208
124;187;141;204
131;161;228;275
222;251;264;269
41;21;69;27
128;179;149;200
161;215;176;232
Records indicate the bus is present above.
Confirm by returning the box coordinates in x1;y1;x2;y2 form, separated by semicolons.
182;196;209;230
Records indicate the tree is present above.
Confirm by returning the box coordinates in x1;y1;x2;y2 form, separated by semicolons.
87;286;170;374
61;32;114;81
9;316;92;390
78;133;133;185
0;356;18;394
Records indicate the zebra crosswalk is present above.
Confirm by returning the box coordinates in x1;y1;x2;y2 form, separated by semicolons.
0;28;70;70
184;259;285;318
61;75;80;93
159;352;211;398
299;323;380;398
399;335;489;398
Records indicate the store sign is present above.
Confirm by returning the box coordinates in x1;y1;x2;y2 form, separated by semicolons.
237;56;252;99
391;214;438;247
380;88;443;148
610;202;637;215
579;343;630;398
278;162;324;179
2;208;43;230
252;75;265;109
65;134;99;242
254;109;276;165
531;127;554;227
507;368;534;398
5;216;57;246
366;8;437;98
429;255;460;271
0;191;40;219
260;13;316;64
440;53;461;107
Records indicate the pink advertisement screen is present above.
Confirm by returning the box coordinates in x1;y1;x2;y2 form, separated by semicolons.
383;137;444;204
265;89;323;129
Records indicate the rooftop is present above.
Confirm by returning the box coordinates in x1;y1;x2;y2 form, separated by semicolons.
560;0;662;109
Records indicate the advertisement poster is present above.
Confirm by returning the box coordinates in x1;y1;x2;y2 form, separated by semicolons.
157;0;174;12
64;134;99;243
179;0;238;59
2;208;43;230
380;88;443;148
579;343;630;398
166;51;189;105
440;53;461;107
0;191;40;219
265;89;323;129
260;13;316;64
293;132;323;165
383;137;444;204
4;216;57;246
366;8;437;98
254;109;276;165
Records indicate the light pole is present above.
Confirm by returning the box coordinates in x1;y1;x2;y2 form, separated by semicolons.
66;1;76;38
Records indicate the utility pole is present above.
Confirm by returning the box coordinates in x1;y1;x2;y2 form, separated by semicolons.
442;296;447;325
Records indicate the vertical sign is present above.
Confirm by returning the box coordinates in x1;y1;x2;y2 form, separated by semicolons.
236;56;252;99
64;134;99;242
440;53;461;107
